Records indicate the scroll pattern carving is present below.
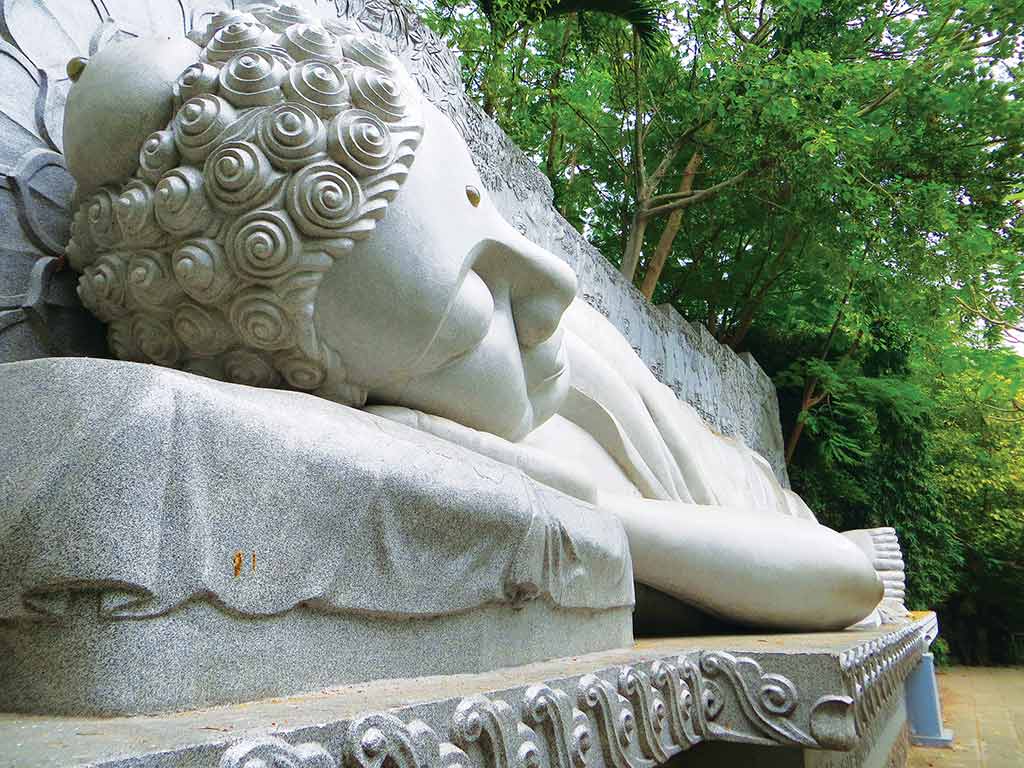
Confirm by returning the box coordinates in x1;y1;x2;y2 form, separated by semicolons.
648;658;702;748
220;735;335;768
217;619;930;768
697;650;817;747
452;695;543;768
839;621;925;738
521;685;591;768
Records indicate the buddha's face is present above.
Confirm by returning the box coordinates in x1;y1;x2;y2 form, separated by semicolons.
316;101;577;440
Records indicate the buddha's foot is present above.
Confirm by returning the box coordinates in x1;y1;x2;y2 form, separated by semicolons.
842;527;909;624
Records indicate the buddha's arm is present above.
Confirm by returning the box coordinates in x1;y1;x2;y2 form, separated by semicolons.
367;403;884;630
562;300;810;517
599;493;883;630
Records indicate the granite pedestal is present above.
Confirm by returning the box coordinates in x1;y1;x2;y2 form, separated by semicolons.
0;614;934;768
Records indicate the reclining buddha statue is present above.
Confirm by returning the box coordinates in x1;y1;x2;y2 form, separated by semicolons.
0;0;905;715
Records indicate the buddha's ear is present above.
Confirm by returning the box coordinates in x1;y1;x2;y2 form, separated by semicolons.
63;37;200;197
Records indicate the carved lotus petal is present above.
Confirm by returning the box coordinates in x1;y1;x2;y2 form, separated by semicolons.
339;35;396;73
154;166;214;237
255;4;316;33
225;209;301;282
138;130;180;184
258;103;327;170
281;23;340;61
223;348;282;387
177;62;220;103
328;109;394;177
273;349;326;390
127;250;182;311
85;188;124;249
130;313;181;367
173;95;238;163
205;20;271;63
286;160;364;238
219;50;286;108
173;303;233;356
203;140;279;214
283;60;350;117
229;288;294;350
347;67;405;123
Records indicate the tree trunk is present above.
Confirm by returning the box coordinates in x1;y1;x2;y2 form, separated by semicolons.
620;30;648;283
785;381;819;464
722;226;800;349
783;288;859;464
639;150;703;298
621;212;649;283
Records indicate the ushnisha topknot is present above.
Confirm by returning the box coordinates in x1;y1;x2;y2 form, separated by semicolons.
65;6;424;405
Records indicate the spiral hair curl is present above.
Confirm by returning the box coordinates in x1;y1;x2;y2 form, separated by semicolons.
65;6;424;405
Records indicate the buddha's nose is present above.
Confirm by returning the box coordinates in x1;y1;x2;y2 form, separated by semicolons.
473;229;578;349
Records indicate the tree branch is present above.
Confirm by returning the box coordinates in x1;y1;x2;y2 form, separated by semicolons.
560;99;630;178
640;169;751;219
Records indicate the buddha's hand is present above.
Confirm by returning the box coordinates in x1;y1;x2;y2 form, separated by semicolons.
842;527;908;623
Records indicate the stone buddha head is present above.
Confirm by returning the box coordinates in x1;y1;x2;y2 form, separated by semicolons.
64;6;576;441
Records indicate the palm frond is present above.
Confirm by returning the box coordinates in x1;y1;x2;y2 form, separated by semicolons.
542;0;667;49
474;0;668;50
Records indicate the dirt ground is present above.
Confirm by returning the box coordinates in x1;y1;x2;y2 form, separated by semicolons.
909;666;1024;768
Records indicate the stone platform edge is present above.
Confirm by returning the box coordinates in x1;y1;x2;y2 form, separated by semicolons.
0;614;933;768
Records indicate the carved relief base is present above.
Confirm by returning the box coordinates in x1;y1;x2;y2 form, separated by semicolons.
0;614;934;768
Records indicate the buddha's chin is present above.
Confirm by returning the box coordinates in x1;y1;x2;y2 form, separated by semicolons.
366;363;532;442
367;357;566;443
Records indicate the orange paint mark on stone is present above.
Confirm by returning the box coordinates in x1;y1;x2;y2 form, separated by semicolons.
251;551;257;572
233;550;243;577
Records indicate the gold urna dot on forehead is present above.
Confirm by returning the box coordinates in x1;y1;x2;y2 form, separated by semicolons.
466;185;481;207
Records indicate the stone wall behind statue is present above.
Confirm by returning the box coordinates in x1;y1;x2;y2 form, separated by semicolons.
0;0;788;486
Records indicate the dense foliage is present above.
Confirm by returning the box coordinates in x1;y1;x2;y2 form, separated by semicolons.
415;0;1024;663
